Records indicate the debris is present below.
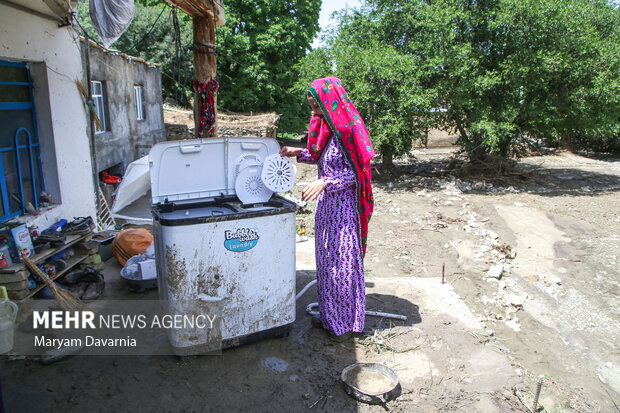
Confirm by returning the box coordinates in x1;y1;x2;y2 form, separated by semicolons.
505;293;526;307
544;274;562;285
532;375;544;412
505;318;521;332
487;264;504;279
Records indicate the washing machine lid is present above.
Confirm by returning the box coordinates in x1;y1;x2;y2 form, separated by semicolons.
149;137;280;205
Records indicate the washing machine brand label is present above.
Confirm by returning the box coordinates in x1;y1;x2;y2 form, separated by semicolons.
224;228;259;252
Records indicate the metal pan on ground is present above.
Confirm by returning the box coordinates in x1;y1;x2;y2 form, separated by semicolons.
341;362;401;404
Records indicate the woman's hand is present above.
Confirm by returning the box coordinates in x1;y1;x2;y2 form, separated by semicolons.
280;146;302;158
302;179;326;201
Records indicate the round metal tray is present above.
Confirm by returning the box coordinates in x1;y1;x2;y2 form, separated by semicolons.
341;362;401;404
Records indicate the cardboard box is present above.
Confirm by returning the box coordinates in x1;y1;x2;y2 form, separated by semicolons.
10;224;34;261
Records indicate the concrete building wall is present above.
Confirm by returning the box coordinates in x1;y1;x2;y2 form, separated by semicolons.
0;0;97;228
84;43;165;173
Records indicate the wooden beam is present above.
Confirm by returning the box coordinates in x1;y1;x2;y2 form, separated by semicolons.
193;15;217;137
167;0;214;18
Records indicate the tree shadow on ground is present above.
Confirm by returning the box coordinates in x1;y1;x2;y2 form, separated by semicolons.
370;153;620;198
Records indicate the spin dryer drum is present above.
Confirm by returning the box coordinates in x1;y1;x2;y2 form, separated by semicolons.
261;154;296;193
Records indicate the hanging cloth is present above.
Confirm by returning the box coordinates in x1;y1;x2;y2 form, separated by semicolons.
193;78;219;137
307;77;375;254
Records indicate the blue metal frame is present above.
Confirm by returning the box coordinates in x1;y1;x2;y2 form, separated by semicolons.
0;59;45;222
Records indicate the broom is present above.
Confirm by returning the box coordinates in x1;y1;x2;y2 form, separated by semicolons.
23;256;92;312
76;80;102;130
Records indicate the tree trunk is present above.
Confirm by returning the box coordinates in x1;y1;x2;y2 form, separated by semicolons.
193;15;217;137
382;147;394;168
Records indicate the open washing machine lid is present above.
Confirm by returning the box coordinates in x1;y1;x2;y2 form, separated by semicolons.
149;137;280;205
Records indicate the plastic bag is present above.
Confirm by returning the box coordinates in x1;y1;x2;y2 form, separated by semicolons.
89;0;135;48
112;228;153;266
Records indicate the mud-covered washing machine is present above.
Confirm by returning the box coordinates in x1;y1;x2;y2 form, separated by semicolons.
149;137;297;355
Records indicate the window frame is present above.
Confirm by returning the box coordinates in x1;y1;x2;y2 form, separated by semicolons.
91;80;107;134
134;85;144;121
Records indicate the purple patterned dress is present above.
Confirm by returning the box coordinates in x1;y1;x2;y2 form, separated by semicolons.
298;134;366;335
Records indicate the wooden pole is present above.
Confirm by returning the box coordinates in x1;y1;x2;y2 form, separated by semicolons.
193;14;217;137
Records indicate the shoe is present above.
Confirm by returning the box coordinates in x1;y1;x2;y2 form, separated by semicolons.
64;269;105;300
34;229;66;247
329;331;353;342
63;217;95;235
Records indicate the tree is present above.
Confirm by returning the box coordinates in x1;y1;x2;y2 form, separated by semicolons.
297;0;620;163
216;0;321;131
77;0;322;131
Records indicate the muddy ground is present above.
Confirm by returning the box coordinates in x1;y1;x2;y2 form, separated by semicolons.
2;147;619;412
294;146;620;412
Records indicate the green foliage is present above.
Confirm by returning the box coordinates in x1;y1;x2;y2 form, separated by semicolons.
216;0;321;131
297;0;620;161
77;0;321;131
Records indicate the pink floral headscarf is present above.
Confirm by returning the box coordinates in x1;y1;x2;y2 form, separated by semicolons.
307;77;374;254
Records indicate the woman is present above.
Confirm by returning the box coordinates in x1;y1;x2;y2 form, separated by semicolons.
280;77;374;336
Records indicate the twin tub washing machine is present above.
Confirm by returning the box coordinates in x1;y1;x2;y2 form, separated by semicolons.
148;137;298;355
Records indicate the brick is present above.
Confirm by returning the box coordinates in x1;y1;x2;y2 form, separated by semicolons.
8;288;31;300
0;269;29;283
2;279;30;291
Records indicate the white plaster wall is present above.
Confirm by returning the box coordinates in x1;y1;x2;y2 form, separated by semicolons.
0;0;97;229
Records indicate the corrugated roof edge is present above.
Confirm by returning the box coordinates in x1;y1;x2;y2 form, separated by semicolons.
79;36;161;68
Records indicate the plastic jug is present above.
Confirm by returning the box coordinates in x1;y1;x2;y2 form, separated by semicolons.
0;299;18;354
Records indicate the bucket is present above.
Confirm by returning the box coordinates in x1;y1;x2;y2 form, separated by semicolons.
0;299;18;354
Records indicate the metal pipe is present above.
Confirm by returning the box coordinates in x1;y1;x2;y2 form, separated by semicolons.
532;375;544;412
306;302;407;321
82;32;102;217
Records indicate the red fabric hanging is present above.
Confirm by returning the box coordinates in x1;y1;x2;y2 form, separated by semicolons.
193;78;219;137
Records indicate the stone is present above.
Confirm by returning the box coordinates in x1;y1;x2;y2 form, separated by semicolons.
7;288;30;300
505;293;526;307
2;279;29;291
505;318;521;332
487;264;504;279
544;274;562;285
0;269;30;283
